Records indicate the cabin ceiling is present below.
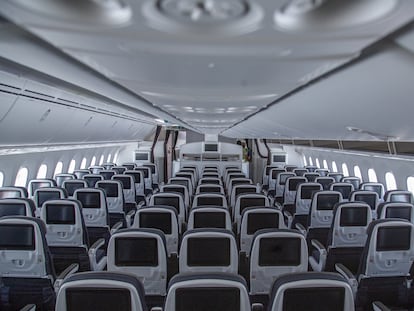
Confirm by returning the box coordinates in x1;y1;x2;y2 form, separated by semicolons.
1;0;414;140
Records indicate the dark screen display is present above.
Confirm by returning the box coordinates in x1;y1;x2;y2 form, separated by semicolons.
272;169;285;179
37;191;61;207
200;179;220;185
170;179;189;188
231;180;250;188
377;226;411;251
135;152;149;161
354;194;377;210
198;186;222;194
259;237;301;266
135;168;149;179
305;174;319;182
0;190;21;199
196;196;224;206
300;186;321;200
317;178;335;190
64;182;85;196
363;185;382;197
332;185;352;200
202;174;219;178
240;198;266;212
329;174;344;183
0;224;34;250
143;165;156;174
339;207;367;227
385;206;412;221
99;171;115;180
31;181;51;192
125;172;142;184
288;179;305;191
163;186;185;196
280;174;294;185
115;237;158;266
273;155;286;162
139;212;172;234
175;288;239;311
77;192;101;209
294;169;308;177
112;167;126;174
283;287;345;311
247;213;279;234
123;164;135;170
317;194;340;210
46;204;75;225
390;194;412;203
66;288;131;311
153;197;179;212
187;237;230;266
99;183;118;198
0;203;26;217
204;143;218;152
194;212;226;229
113;176;131;189
235;187;256;197
266;166;276;175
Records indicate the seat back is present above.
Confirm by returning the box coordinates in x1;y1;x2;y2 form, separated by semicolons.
149;193;185;227
188;207;232;231
33;187;67;210
164;273;251;311
250;229;308;295
0;216;54;279
89;166;104;174
62;180;88;197
304;172;321;182
161;184;190;208
135;167;153;191
234;194;270;231
40;199;88;248
133;206;179;256
283;177;307;205
315;176;335;190
175;173;195;192
192;193;227;209
0;198;36;217
226;174;247;191
124;170;145;198
359;219;414;277
341;176;361;190
28;179;56;197
169;177;193;196
142;163;159;186
275;172;296;197
198;177;222;186
122;162;136;170
179;229;238;274
268;272;355;311
102;163;116;170
293;168;308;177
98;170;117;180
112;166;127;174
308;191;343;228
96;180;124;214
196;184;225;195
295;183;323;215
73;169;90;179
107;228;167;296
228;178;253;198
377;202;414;223
328;173;344;183
230;184;259;209
0;186;28;198
284;165;298;172
112;174;136;204
55;271;147;311
360;182;385;201
239;208;285;254
350;190;379;215
55;173;76;187
268;168;286;192
330;182;354;201
315;168;330;176
74;188;109;227
262;165;277;187
329;202;372;248
384;190;414;204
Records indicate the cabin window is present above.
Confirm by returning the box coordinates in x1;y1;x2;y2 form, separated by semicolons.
385;172;397;190
342;163;349;177
37;164;48;178
0;171;3;187
315;158;320;168
15;167;28;187
107;154;112;163
91;156;96;166
308;157;314;166
331;161;338;173
354;166;362;180
113;152;119;164
99;155;104;165
303;155;307;166
80;158;87;169
68;160;76;173
323;160;328;169
407;177;414;194
54;161;63;176
368;169;378;182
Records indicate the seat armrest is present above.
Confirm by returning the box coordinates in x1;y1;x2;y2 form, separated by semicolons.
20;304;36;311
295;223;307;236
273;202;282;210
89;238;107;271
110;220;123;234
372;301;391;311
283;210;293;228
335;263;358;297
252;303;264;311
308;239;327;272
54;263;79;293
137;201;146;208
126;209;136;227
